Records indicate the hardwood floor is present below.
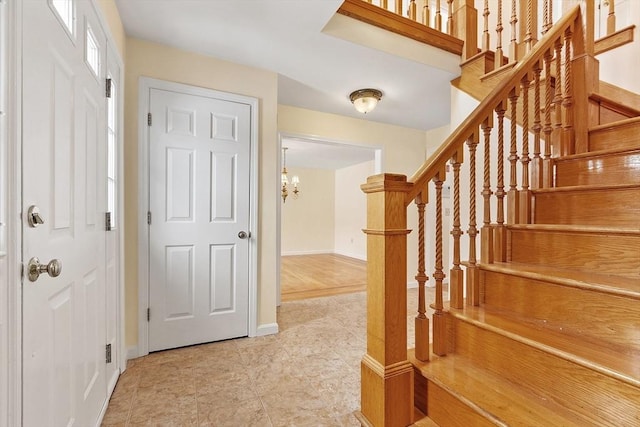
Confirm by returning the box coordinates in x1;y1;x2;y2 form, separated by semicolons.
281;254;367;301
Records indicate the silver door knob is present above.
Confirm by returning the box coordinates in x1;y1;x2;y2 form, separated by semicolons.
238;231;250;239
27;257;62;282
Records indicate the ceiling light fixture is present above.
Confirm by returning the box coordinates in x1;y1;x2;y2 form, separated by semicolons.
349;88;383;114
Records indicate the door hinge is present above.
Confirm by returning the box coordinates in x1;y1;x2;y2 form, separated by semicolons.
147;113;152;126
105;343;112;364
105;78;112;98
147;211;152;225
105;212;112;231
147;308;150;321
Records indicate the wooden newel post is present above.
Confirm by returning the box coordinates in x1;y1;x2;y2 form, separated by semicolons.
452;0;478;60
359;174;414;427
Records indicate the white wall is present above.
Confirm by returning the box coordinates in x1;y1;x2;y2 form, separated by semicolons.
281;167;336;255
334;160;375;260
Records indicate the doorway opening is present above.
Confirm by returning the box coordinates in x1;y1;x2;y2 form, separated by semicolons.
276;134;382;304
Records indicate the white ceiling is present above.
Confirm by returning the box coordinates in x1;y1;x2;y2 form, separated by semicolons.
115;0;462;131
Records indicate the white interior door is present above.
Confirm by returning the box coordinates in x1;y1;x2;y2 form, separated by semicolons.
22;1;109;426
148;86;251;352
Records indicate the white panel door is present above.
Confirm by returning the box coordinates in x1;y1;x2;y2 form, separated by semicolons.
148;88;251;352
22;1;108;426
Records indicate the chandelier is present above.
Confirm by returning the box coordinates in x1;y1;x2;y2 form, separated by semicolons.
281;147;300;203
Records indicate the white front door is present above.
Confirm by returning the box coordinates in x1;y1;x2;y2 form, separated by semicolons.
147;86;252;352
22;1;109;426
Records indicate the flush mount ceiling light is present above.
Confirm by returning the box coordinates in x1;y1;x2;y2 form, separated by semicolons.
349;88;383;114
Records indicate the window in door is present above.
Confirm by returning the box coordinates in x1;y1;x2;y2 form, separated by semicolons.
106;76;117;229
85;23;100;78
50;0;75;39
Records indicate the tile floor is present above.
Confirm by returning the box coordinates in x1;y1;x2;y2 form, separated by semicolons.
102;288;433;426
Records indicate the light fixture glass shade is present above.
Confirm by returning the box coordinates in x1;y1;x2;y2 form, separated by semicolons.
281;171;289;185
349;88;383;114
291;175;300;185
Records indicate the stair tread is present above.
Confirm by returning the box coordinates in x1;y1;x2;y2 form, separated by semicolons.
555;146;640;161
411;350;591;427
448;305;640;388
508;223;640;234
590;114;640;133
482;262;640;299
532;182;640;194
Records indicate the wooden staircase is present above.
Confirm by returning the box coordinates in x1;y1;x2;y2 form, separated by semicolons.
411;114;640;425
356;2;640;426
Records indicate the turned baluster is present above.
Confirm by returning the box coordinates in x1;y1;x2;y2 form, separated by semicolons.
542;0;553;34
414;191;429;362
520;75;532;224
445;0;452;35
552;37;563;156
449;154;464;309
380;0;388;9
437;0;443;33
423;1;430;27
494;102;507;261
542;49;554;188
495;0;504;68
524;0;534;52
482;0;490;51
509;0;519;62
395;0;403;15
607;0;616;35
466;135;480;306
432;174;447;356
481;118;494;265
409;0;417;20
531;61;544;190
508;89;520;225
562;27;574;155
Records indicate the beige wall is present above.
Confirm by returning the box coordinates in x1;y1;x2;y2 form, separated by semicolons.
278;105;427;284
334;160;374;260
97;0;126;59
281;167;335;255
124;38;279;347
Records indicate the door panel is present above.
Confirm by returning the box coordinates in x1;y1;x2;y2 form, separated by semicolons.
22;1;108;426
148;88;251;352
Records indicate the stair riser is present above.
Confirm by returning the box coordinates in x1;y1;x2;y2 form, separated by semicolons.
590;119;640;151
425;380;497;427
450;317;640;426
508;229;640;278
481;269;640;352
533;187;640;227
555;151;640;187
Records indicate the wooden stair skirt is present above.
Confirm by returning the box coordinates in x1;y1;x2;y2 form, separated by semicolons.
411;114;640;426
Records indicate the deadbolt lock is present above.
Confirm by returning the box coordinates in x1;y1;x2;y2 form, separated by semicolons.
27;205;45;228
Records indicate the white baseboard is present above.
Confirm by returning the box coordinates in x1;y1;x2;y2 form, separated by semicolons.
126;346;139;361
281;250;332;256
333;250;367;261
407;280;418;289
255;323;279;336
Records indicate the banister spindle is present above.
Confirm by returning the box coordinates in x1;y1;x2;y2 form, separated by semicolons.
607;0;616;35
508;89;520;224
380;0;388;9
437;0;443;33
524;0;534;52
496;0;504;68
483;0;490;51
423;1;430;27
466;135;479;306
450;155;464;309
531;62;543;190
395;0;403;15
409;0;417;21
481;118;494;265
433;174;446;356
494;102;507;261
562;27;574;155
552;37;563;155
520;74;532;223
445;0;452;35
509;0;519;62
414;192;429;362
542;49;554;188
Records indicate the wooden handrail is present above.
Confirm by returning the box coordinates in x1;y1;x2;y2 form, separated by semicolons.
405;4;582;205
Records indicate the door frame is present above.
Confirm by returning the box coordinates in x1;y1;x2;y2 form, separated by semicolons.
2;0;23;425
137;77;259;357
